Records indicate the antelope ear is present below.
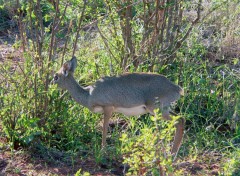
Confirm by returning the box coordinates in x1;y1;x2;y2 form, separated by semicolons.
70;56;77;72
62;61;71;77
62;56;77;77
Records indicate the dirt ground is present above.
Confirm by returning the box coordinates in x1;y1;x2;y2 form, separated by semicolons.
0;120;222;176
0;144;222;176
0;147;122;176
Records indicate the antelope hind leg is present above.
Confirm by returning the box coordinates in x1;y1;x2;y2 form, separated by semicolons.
171;117;185;160
162;112;185;160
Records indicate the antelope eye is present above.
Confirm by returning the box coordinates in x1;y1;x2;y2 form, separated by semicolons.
54;74;59;81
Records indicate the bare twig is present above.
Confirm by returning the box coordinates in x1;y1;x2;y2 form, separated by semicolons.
54;2;69;60
161;0;202;61
48;0;60;62
61;19;73;65
97;24;119;64
72;0;87;57
28;0;36;52
16;0;26;52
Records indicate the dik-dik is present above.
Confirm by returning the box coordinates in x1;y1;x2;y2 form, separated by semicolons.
53;56;184;158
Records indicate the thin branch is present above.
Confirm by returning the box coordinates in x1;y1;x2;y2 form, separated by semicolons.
201;0;229;21
97;24;119;64
53;2;69;57
72;0;87;57
61;19;72;65
48;0;60;62
162;0;202;61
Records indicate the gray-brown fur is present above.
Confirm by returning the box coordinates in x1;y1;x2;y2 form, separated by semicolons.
53;56;184;160
90;73;183;108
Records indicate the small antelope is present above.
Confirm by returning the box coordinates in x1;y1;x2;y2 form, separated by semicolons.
53;56;184;158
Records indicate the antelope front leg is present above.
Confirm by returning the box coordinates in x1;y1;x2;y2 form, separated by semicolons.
102;106;114;148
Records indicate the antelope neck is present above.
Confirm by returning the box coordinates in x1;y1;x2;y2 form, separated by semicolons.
65;75;90;109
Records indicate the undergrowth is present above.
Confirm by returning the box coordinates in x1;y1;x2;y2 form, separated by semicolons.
0;0;239;175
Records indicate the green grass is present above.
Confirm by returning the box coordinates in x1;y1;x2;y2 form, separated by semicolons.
0;0;239;174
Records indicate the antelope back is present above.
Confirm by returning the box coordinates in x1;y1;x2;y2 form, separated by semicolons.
88;73;183;108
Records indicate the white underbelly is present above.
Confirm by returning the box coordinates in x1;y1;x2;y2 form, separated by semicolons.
92;106;104;113
115;105;147;116
92;105;148;116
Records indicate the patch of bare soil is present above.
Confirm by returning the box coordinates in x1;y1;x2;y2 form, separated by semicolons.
0;123;122;176
176;151;222;175
0;44;23;63
0;148;124;176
